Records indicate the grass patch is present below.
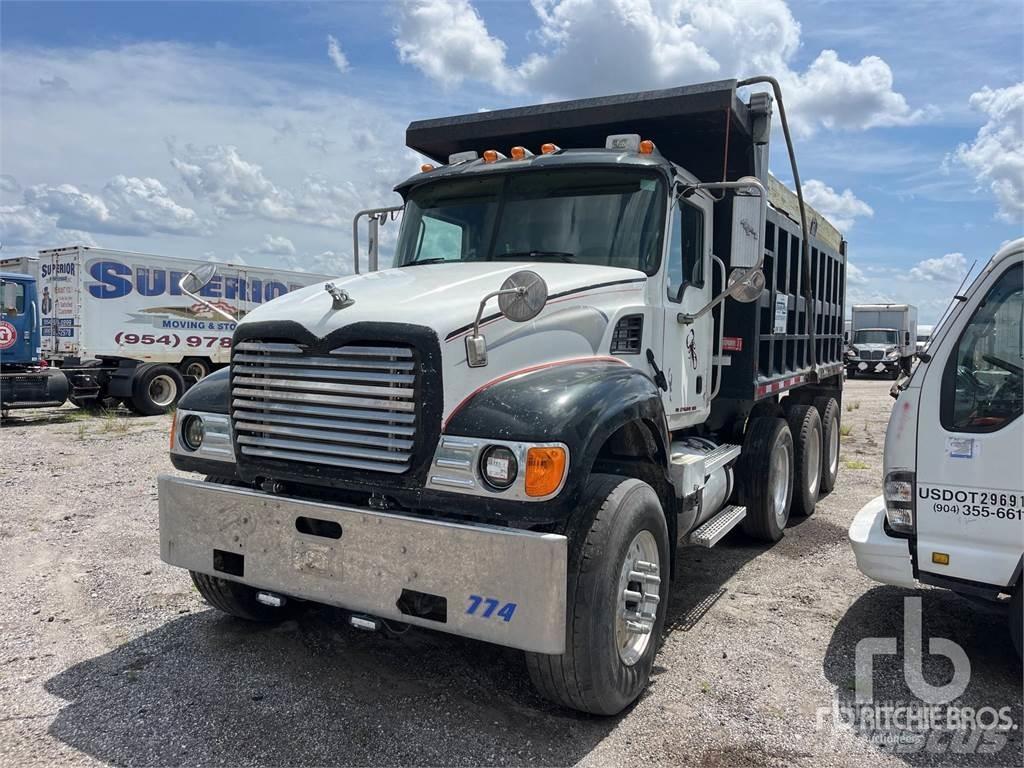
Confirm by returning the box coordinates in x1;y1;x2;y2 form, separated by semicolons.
839;424;853;437
101;411;130;435
843;459;870;470
845;401;861;412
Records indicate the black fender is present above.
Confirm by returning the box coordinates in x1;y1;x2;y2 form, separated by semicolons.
176;366;230;413
171;366;235;477
445;358;671;508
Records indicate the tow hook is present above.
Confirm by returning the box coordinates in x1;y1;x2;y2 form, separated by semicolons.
349;614;382;632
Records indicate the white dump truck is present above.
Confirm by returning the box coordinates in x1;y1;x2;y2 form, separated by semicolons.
847;303;918;379
158;78;848;714
850;238;1023;655
0;246;329;414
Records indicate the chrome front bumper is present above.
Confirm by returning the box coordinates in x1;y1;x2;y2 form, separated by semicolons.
158;475;568;653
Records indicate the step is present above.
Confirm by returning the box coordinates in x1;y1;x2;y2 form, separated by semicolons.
687;505;747;548
701;443;741;476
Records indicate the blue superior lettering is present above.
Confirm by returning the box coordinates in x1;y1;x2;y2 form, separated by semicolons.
85;259;304;303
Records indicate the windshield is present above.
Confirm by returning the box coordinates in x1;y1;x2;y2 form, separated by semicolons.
395;168;667;274
854;329;898;345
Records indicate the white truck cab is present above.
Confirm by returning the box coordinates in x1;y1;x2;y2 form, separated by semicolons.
850;238;1024;654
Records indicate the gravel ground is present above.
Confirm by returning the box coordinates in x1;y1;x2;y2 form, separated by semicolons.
0;378;1020;767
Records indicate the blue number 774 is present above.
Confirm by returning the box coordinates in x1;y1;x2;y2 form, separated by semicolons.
466;594;517;622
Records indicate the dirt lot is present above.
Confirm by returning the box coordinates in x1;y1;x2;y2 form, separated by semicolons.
0;378;1020;767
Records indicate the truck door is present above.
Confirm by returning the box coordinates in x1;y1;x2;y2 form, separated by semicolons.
915;257;1023;588
661;194;713;428
0;277;34;364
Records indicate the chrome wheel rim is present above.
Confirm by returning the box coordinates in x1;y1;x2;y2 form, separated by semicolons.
828;418;839;476
807;425;822;498
615;530;661;666
148;374;177;407
185;362;207;380
771;442;791;527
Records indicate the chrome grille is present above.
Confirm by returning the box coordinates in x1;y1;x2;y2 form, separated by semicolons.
231;341;418;474
864;350;884;361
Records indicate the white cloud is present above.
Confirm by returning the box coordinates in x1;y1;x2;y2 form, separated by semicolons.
10;174;205;241
395;0;513;88
909;252;968;282
1;43;414;269
394;0;929;135
327;34;350;74
0;202;97;250
954;82;1024;223
260;234;296;256
801;179;874;231
846;262;868;286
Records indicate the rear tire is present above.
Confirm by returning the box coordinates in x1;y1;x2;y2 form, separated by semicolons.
814;396;841;494
190;571;298;622
525;474;669;715
786;405;823;517
130;364;183;415
738;418;794;542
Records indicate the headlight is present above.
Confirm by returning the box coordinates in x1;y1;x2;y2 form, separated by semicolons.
480;444;518;490
885;348;900;360
845;348;857;358
884;470;915;534
180;414;205;451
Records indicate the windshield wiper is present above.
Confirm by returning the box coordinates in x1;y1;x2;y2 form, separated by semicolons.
403;258;451;266
491;250;576;263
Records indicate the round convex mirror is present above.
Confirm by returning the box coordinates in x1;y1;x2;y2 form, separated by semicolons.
498;270;548;322
180;264;218;294
728;268;765;303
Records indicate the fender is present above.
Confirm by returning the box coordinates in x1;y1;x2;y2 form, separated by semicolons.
176;366;230;413
444;358;671;502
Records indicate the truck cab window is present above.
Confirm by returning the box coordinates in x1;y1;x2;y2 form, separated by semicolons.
942;262;1023;432
415;215;465;262
2;281;24;317
666;200;704;302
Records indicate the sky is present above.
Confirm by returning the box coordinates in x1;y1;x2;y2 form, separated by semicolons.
1;0;1022;323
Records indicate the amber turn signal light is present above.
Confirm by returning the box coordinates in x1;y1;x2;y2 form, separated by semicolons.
169;410;179;451
540;143;560;155
525;446;567;497
639;139;655;154
420;163;435;173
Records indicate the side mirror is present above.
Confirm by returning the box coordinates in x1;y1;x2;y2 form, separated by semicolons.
178;264;236;322
180;264;217;294
729;192;764;268
726;267;765;303
466;270;548;368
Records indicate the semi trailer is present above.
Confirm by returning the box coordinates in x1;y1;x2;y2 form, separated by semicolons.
0;247;330;414
849;238;1023;655
159;77;848;714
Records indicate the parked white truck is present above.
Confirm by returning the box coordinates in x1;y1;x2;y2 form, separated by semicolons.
158;78;849;714
0;246;329;414
849;238;1023;655
846;303;918;378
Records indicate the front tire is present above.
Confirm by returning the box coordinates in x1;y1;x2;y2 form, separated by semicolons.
525;474;669;715
738;418;794;542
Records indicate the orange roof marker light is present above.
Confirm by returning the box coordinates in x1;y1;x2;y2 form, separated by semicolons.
420;163;435;173
482;149;507;163
540;142;561;155
509;146;534;160
639;139;656;155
